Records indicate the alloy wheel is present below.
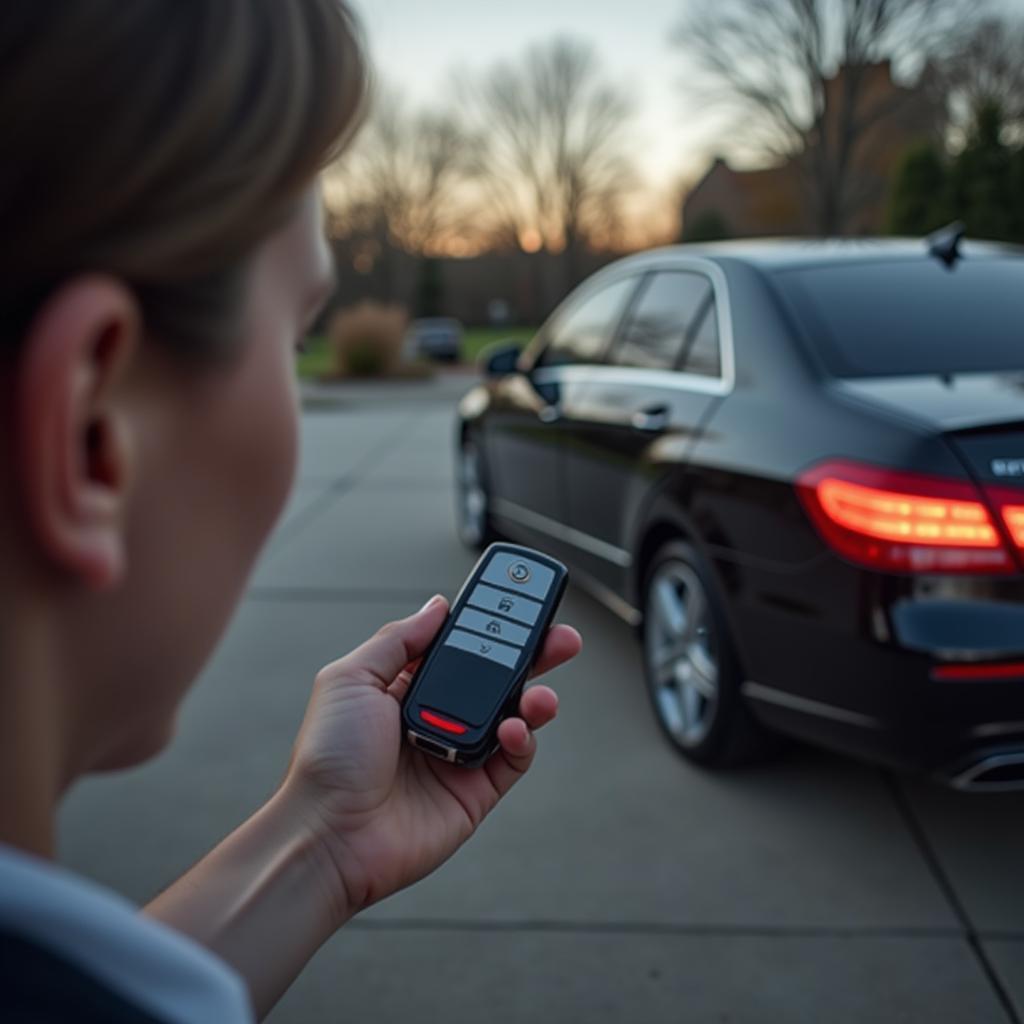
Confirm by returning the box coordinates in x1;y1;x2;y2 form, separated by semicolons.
457;442;488;547
643;559;719;747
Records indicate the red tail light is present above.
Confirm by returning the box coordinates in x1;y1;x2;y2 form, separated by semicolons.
796;460;1016;574
988;490;1024;552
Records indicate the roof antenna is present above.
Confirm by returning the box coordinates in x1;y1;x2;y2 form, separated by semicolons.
927;221;966;268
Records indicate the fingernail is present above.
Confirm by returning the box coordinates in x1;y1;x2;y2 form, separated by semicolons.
418;594;443;613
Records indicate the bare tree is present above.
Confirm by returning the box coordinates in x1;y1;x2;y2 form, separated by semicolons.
460;38;637;291
326;84;475;256
673;0;972;235
936;16;1024;145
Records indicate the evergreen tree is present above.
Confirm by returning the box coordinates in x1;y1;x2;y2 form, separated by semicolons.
414;257;444;318
682;209;732;243
948;100;1017;242
1010;146;1024;242
886;142;949;236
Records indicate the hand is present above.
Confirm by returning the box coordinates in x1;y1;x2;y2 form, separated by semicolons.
281;595;582;923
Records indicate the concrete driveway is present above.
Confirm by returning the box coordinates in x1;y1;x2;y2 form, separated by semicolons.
60;373;1024;1023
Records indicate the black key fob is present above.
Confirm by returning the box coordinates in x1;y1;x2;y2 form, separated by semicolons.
401;543;569;767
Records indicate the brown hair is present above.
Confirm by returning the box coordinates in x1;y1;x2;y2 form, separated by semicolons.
0;1;366;359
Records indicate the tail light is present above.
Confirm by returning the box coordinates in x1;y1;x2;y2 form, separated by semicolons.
989;490;1024;551
796;460;1018;574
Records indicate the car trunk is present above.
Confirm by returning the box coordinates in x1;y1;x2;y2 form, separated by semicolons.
833;374;1024;487
832;374;1024;434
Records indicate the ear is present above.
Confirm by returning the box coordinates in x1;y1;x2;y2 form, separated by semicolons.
15;275;142;591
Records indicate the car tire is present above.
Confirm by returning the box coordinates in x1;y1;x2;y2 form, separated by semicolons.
456;437;496;550
641;539;777;767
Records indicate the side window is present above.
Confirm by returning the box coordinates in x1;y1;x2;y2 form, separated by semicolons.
536;276;637;368
612;271;712;371
681;299;722;378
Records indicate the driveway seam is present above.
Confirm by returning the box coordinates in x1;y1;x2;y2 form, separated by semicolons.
347;919;972;939
269;410;424;554
247;586;433;604
883;772;1022;1024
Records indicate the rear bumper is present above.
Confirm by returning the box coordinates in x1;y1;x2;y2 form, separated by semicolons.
723;555;1024;788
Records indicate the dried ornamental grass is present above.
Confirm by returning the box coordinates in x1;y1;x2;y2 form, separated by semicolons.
327;302;408;377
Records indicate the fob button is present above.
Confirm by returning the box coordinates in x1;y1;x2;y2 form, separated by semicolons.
466;584;543;626
444;628;520;668
415;647;511;726
456;608;531;648
481;553;554;601
420;709;468;735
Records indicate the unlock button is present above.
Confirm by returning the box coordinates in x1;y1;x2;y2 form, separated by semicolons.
455;608;531;647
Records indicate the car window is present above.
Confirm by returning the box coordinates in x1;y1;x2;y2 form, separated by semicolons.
773;258;1024;378
679;299;721;378
611;271;713;371
536;276;637;368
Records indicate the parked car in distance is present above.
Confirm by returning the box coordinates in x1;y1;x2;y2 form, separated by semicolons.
455;235;1024;791
405;317;463;362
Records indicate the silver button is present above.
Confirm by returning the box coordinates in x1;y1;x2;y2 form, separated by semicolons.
444;628;519;668
481;553;554;601
455;608;531;648
508;561;531;583
466;584;542;626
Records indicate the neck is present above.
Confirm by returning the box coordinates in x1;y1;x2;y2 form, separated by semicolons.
0;601;65;859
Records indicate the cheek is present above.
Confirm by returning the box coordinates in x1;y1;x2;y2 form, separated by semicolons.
135;337;299;673
218;331;300;536
87;339;300;769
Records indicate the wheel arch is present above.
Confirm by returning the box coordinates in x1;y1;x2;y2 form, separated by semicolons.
631;504;752;677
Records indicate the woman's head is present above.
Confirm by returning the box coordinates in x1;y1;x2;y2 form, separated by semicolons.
0;1;366;778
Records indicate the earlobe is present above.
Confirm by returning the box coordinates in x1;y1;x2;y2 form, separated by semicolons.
15;276;141;591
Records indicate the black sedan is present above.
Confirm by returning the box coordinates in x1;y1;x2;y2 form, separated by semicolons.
454;236;1024;791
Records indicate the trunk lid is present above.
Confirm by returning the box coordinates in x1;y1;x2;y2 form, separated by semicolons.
832;374;1024;434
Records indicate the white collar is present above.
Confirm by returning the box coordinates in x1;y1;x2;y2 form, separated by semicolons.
0;842;252;1024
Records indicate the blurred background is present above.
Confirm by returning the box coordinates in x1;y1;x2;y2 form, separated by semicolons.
298;0;1024;377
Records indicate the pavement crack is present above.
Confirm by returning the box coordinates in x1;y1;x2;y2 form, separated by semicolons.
247;586;432;604
883;771;1022;1024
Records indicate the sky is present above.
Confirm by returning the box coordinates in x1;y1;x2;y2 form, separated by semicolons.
347;0;720;240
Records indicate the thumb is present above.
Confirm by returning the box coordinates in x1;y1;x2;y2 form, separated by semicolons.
321;594;449;691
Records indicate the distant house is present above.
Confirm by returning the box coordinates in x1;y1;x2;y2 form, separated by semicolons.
682;61;942;239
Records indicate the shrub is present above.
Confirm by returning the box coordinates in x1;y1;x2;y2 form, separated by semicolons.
327;302;409;378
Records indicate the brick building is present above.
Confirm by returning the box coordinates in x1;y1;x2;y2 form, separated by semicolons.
682;61;942;239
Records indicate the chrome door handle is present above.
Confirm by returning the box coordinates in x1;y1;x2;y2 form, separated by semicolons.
631;405;669;432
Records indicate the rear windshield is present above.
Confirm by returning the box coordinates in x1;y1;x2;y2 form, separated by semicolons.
773;258;1024;378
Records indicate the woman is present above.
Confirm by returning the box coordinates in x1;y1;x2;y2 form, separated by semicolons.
0;3;581;1021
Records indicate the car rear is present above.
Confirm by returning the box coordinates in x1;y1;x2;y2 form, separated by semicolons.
766;247;1024;789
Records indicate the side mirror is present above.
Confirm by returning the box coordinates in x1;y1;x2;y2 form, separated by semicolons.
479;341;522;378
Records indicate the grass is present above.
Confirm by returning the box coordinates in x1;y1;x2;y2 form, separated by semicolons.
461;326;536;365
295;334;331;380
295;326;537;380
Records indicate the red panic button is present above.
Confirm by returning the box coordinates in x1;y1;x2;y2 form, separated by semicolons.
420;709;468;735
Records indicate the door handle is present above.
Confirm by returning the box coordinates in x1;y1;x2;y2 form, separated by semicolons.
538;404;560;424
631;404;669;433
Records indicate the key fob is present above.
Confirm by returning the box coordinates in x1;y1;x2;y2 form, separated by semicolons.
401;542;569;767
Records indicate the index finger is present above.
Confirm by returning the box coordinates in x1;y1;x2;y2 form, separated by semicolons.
528;623;582;679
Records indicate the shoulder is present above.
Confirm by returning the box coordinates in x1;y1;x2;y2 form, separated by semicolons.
0;845;252;1024
1;926;171;1024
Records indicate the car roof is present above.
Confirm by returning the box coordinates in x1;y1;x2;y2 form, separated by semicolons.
615;237;1024;274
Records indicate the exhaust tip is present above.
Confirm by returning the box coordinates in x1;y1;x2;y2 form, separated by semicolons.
950;752;1024;792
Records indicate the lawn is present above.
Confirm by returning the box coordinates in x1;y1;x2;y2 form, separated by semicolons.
460;325;536;364
295;326;537;380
